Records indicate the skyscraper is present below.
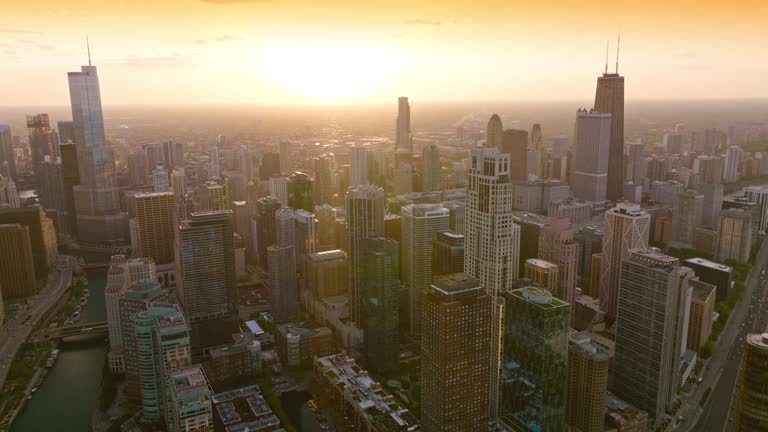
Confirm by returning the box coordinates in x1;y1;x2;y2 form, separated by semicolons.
38;160;71;235
279;141;293;174
524;258;559;293
672;189;703;245
287;172;313;212
594;62;625;201
745;185;768;234
346;185;385;323
312;154;335;205
600;203;650;322
571;109;611;202
254;196;281;270
538;216;579;308
208;146;220;178
161;140;184;170
421;274;491;432
724;145;742;183
421;144;442;192
0;224;37;298
737;333;768;431
0;125;16;180
566;331;611;432
350;143;368;186
401;203;449;335
362;237;400;374
128;152;149;186
152;165;170;193
530;123;543;177
501;129;528;181
68;61;127;244
269;176;289;208
396;97;411;153
132;192;176;265
486;114;503;149
501;286;570;431
269;208;298;322
613;250;690;429
715;208;752;262
27;113;52;178
175;210;238;358
432;231;464;276
465;146;520;418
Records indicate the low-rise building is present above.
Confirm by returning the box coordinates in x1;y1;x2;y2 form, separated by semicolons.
204;334;262;387
686;280;716;351
275;322;335;366
168;365;214;432
605;394;649;432
683;257;733;301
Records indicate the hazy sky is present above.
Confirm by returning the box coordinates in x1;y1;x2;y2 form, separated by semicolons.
2;0;767;106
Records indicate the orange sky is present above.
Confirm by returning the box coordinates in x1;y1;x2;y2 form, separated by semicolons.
1;0;766;106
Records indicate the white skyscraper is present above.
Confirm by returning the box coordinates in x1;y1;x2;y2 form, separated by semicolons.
351;142;368;186
208;146;220;179
401;203;449;335
152;165;170;193
571;109;612;202
465;146;520;419
600;203;651;322
269;176;289;208
396;97;411;153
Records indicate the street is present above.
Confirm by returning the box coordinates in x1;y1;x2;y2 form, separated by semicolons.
0;256;73;390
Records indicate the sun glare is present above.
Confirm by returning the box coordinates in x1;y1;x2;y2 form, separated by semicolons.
257;42;404;102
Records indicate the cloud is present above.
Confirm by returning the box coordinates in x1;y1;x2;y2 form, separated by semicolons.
404;19;443;26
115;55;192;68
194;34;243;44
200;0;271;4
0;28;38;34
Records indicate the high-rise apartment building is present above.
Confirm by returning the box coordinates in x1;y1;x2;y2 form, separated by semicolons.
393;163;414;196
421;274;491;432
501;129;528;181
161;140;184;170
175;210;238;358
0;206;54;278
346;185;385;323
196;180;226;211
744;185;768;234
567;331;611;432
737;333;768;431
254;196;281;270
152;165;170;193
402;203;449;335
362;237;400;374
724;145;742;183
38;160;71;235
421;144;442;192
128;152;149;186
686;280;715;351
600;203;650;322
538;216;579;307
208;146;220;178
132;192;176;265
613;250;690;429
68;62;127;244
312;154;335;205
0;125;16;180
594;68;625;201
105;255;129;372
167;366;214;432
396;97;411;153
0;224;37;298
571;109;611;202
269;176;289;208
351;143;368;186
673;190;703;245
302;249;349;303
501;286;570;432
432;231;464;276
269;208;298;322
715;208;752;263
465;146;519;417
524;258;559;293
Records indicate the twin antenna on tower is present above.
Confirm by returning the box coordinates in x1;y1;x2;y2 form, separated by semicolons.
604;34;621;75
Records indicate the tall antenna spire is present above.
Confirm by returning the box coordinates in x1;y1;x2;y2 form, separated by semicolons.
87;35;91;66
604;40;609;75
615;33;621;74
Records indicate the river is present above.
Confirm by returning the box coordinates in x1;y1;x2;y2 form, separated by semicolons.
12;268;108;432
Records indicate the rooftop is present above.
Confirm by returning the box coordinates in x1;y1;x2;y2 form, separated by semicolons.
170;365;209;393
525;258;558;270
747;333;768;350
683;257;732;272
509;286;568;309
430;273;483;297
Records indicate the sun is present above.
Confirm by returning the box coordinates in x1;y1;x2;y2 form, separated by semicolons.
257;41;404;102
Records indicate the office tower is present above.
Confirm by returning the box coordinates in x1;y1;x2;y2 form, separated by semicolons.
231;200;250;247
538;216;579;307
421;144;441;192
402;203;449;335
208;146;220;178
613;250;689;429
737;333;768;431
254;196;281;270
105;255;129;372
367;149;388;188
0;125;16;180
293;209;318;261
162;140;184;170
119;278;169;400
394;163;414;196
486;114;503;149
421;274;491;432
501;129;529;181
278;141;292;174
715;208;752;262
361;237;400;373
151;165;170;193
695;155;724;184
672;190;703;245
269;176;288;208
68;61;128;244
444;201;465;234
269;209;298;322
664;133;683;154
567;332;611;432
302;249;349;301
312;154;335;205
524;258;559;292
696;182;723;228
50;128;62;161
0;224;37;298
223;170;245;202
128;152;149;186
259;152;281;181
530;123;543;177
600;203;650;322
0;207;53;278
171;168;185;199
142;143;162;172
724;145;742;182
687;280;715;351
571;109;611;202
575;225;603;287
346;184;385;323
4;178;19;208
59;142;79;234
287;172;313;212
0;282;3;325
133;192;176;265
465;146;519;418
314;204;337;250
745;185;768;234
167;366;213;432
196;180;226;211
396;96;412;153
176;210;238;358
626;141;645;186
27;113;52;177
501;286;570;431
38;160;71;235
432;231;464;276
594;62;625;201
350;143;368;186
135;304;192;423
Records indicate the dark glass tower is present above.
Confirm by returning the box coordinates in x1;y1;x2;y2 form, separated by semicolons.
594;71;625;201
